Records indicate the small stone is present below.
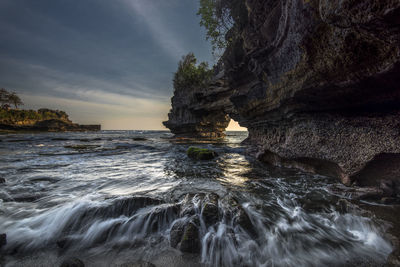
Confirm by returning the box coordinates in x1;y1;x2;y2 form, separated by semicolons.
380;179;395;197
60;257;84;267
380;197;397;205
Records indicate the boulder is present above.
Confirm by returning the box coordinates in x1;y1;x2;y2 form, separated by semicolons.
170;218;201;253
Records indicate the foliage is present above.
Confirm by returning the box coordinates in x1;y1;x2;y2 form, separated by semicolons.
0;88;24;109
0;108;70;125
173;53;213;91
197;0;233;54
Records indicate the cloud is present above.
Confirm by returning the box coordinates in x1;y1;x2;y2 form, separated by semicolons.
122;0;186;60
20;91;170;130
0;56;170;102
0;0;213;130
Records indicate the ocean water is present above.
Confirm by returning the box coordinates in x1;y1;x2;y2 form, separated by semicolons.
0;131;393;266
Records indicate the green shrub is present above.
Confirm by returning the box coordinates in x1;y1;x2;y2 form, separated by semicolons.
0;108;70;125
173;53;213;92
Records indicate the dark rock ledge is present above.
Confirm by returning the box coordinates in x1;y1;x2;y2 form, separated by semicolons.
164;0;400;194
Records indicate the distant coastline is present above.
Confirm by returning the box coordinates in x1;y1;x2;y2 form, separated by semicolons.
0;108;100;133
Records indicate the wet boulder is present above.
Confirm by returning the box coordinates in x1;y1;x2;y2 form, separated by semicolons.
180;221;200;253
337;199;351;214
187;147;217;160
234;207;254;233
60;257;84;267
170;220;186;248
380;179;395;197
201;194;219;226
179;193;220;227
224;197;256;236
0;177;5;184
170;218;201;253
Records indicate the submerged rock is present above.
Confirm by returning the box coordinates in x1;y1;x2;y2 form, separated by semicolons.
170;193;256;254
132;137;147;141
0;177;5;184
0;233;6;248
60;257;84;267
187;147;217;160
64;144;100;150
119;261;155;267
9;193;43;203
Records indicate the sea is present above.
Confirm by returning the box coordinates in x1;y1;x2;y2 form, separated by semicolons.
0;131;394;266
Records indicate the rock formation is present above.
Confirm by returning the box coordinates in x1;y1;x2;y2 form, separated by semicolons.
164;0;400;190
0;108;100;132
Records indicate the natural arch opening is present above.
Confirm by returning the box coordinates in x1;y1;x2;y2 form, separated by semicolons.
226;119;247;132
224;118;248;142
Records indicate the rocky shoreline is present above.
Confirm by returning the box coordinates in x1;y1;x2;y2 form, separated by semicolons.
0;108;100;132
0;121;101;133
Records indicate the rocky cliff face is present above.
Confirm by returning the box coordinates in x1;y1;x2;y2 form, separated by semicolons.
164;0;400;189
163;73;231;139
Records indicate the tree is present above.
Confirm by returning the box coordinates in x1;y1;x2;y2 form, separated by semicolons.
173;53;213;91
8;92;24;109
0;88;24;109
197;0;247;56
0;88;9;106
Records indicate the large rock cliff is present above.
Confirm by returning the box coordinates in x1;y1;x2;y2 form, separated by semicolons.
164;0;400;190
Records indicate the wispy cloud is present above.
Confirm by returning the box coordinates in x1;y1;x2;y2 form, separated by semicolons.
122;0;186;60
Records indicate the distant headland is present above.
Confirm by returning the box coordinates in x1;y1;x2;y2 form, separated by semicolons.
0;88;100;133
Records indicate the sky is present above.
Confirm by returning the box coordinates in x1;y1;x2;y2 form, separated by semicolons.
0;0;245;131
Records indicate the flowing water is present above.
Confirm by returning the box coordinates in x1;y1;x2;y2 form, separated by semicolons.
0;131;393;266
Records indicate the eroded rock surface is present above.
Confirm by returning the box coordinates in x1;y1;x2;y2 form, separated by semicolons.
164;0;400;188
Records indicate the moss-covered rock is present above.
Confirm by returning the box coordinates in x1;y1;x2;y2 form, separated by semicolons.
187;147;217;160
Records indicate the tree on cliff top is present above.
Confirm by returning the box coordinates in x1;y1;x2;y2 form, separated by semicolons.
8;92;24;109
0;88;24;109
197;0;247;56
173;53;212;91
